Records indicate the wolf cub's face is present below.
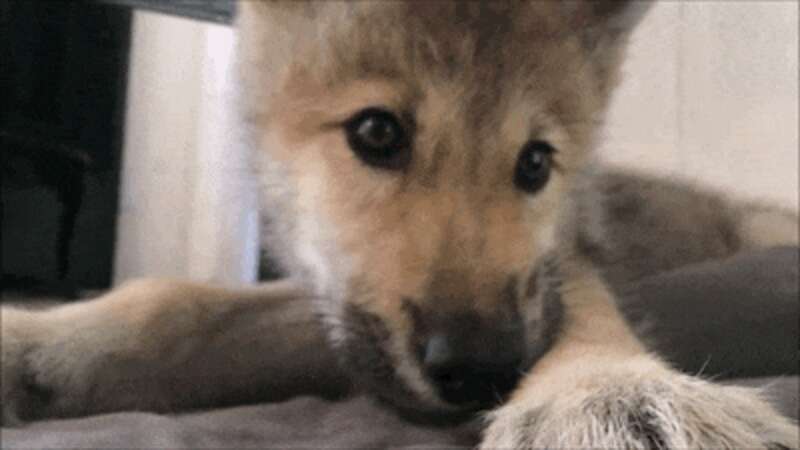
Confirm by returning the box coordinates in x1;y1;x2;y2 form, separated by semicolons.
238;1;647;415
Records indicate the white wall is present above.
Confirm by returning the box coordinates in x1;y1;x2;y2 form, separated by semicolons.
113;3;798;283
602;1;798;211
114;11;258;286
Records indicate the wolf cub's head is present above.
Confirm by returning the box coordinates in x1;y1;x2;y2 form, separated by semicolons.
237;1;649;416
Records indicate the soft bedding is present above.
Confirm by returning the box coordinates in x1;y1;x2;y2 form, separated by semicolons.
3;247;797;449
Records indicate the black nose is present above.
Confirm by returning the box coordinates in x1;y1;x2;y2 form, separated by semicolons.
422;331;524;406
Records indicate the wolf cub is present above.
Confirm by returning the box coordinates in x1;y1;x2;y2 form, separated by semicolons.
2;2;797;448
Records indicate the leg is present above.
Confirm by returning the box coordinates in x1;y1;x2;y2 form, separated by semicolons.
582;169;799;290
1;279;349;425
481;259;798;449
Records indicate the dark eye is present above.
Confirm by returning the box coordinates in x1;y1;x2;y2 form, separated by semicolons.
344;108;410;170
514;140;555;193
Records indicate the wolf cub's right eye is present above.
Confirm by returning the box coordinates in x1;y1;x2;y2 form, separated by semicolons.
344;108;410;170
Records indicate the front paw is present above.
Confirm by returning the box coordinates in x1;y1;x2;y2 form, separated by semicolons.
1;308;73;426
1;308;42;425
481;362;798;449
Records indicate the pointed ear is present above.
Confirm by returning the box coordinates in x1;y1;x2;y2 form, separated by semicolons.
560;0;653;66
561;1;653;91
565;0;653;43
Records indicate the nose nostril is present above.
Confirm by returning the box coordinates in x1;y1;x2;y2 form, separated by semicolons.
426;362;521;405
433;370;465;391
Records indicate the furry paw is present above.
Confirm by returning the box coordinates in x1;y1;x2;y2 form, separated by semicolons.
1;306;95;425
1;307;50;425
481;362;798;449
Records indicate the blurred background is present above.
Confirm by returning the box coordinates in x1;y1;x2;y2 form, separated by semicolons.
2;1;797;299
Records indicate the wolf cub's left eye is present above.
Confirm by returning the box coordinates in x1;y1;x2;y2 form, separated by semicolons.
514;140;555;193
344;108;410;170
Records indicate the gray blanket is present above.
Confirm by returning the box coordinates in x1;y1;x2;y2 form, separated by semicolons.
2;377;797;449
3;247;798;449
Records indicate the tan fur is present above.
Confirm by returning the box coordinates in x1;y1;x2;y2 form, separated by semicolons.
2;280;348;423
240;4;624;404
482;264;797;448
1;1;798;448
